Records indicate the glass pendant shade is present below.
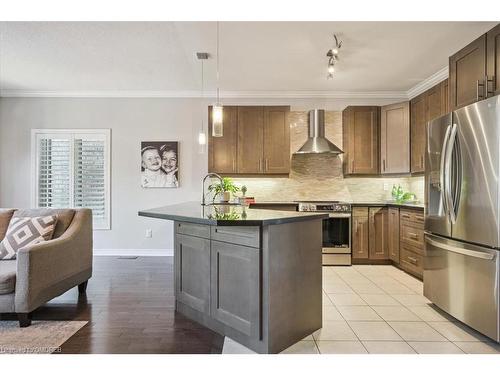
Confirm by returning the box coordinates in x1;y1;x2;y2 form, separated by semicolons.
212;104;224;137
198;130;207;145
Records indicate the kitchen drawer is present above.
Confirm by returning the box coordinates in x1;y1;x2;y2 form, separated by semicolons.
352;207;369;217
175;221;211;239
400;209;424;227
211;226;260;248
400;241;424;257
400;247;423;278
400;223;424;250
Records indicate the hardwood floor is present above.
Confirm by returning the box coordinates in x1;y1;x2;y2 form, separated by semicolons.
1;256;224;354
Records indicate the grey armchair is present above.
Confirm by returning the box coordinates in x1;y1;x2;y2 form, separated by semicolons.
0;208;93;327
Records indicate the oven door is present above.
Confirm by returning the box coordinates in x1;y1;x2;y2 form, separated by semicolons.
322;214;351;254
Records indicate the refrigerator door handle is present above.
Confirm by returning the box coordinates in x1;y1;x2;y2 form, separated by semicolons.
425;235;496;261
444;123;458;223
440;124;452;219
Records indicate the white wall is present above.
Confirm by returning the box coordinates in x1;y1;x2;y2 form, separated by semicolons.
0;96;407;253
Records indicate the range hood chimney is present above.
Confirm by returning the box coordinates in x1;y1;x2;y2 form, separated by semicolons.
295;109;343;154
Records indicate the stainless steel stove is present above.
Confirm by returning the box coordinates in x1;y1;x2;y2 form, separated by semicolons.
298;201;352;266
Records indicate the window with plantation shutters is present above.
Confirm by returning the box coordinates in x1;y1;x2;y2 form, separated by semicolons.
32;129;111;230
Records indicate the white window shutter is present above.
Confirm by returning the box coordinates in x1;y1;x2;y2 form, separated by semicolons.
37;138;72;208
32;129;111;230
74;137;108;228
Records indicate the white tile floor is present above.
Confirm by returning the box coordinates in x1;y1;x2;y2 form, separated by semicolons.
222;265;500;354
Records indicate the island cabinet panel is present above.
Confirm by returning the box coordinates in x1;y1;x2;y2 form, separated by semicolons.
380;101;410;174
210;240;260;338
449;34;487;111
352;208;369;259
208;106;238;174
388;207;400;264
174;233;211;314
175;221;211;239
487;24;500;97
263;107;290;174
237;106;265;173
369;207;389;260
211;226;260;248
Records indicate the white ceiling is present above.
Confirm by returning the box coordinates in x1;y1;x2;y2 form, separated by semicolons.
0;21;496;97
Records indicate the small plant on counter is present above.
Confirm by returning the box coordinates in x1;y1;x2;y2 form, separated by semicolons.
208;177;240;203
391;184;416;204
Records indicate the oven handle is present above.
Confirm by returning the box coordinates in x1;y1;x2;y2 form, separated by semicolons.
326;213;352;218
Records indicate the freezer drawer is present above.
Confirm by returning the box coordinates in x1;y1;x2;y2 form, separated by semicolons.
424;233;500;342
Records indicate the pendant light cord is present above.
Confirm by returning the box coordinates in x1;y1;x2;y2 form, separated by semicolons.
201;58;204;133
216;21;220;104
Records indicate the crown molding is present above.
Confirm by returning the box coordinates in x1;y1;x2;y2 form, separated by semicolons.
0;67;448;100
406;66;449;99
0;89;408;99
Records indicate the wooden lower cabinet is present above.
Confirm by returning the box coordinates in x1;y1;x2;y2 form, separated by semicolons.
352;207;369;260
399;208;424;279
388;207;400;264
369;207;388;260
352;206;424;278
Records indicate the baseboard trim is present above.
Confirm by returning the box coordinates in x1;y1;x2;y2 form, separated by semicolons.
93;248;173;257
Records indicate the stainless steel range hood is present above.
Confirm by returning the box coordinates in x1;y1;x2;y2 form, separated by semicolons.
295;109;343;154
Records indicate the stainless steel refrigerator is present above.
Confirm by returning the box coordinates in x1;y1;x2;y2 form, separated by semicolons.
424;94;500;343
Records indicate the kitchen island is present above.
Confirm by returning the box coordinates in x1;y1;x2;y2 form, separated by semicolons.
138;202;327;354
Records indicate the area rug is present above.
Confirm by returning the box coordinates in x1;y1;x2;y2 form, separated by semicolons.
0;320;87;354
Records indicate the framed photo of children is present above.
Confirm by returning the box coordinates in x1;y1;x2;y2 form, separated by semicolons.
141;141;179;188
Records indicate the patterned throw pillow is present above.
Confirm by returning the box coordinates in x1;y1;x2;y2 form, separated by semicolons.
0;215;58;260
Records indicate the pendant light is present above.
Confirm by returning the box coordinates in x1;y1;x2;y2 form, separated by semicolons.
196;53;208;153
212;22;223;137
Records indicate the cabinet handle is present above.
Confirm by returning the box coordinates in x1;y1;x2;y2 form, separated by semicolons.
485;75;495;97
477;79;485;101
407;256;418;264
351;160;354;173
408;232;418;240
383;159;386;172
265;159;269;171
401;214;411;219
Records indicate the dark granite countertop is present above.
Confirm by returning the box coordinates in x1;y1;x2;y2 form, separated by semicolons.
138;202;328;226
351;202;424;209
248;201;424;210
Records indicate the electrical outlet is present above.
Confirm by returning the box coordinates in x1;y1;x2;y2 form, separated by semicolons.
383;183;389;191
145;229;152;238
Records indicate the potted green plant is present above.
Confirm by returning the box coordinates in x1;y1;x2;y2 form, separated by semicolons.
208;177;240;203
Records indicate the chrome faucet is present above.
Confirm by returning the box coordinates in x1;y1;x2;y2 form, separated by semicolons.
201;173;224;206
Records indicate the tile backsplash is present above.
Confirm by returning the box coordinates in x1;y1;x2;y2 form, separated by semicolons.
233;111;424;203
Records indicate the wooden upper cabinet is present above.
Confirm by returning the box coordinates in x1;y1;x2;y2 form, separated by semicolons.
343;106;380;175
208;106;238;174
263;107;290;174
410;93;427;173
380;101;410;174
487;24;500;97
237;107;264;174
426;83;443;122
209;105;290;175
449;34;487;110
441;79;449;115
369;207;388;260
